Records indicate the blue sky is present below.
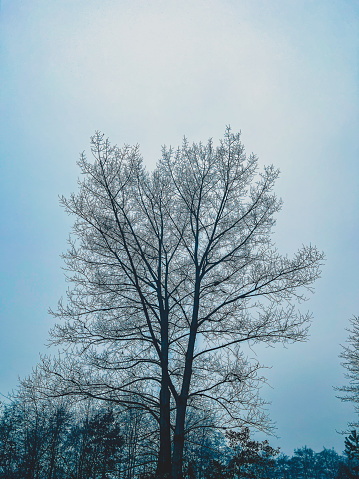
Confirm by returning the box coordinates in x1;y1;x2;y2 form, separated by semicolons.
1;0;358;454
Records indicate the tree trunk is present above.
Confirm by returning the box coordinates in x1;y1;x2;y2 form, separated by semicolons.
157;302;172;479
171;401;187;479
171;278;200;479
156;381;172;478
171;325;197;479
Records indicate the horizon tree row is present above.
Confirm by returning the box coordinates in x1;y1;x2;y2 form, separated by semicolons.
0;390;351;479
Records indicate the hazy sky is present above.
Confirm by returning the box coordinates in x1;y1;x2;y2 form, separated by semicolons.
1;0;358;455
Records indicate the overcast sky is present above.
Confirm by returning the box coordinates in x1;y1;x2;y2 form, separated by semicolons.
1;0;358;455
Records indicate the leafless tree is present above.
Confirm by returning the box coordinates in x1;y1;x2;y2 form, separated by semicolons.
27;128;324;479
337;315;359;428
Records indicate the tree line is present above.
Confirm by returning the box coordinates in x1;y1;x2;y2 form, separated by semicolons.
1;389;357;479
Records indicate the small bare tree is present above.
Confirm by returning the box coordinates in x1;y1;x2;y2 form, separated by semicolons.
29;128;323;479
337;315;359;428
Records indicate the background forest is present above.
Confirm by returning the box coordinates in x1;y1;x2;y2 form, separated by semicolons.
0;392;357;478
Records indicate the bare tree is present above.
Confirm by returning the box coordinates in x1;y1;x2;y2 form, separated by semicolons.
337;315;359;428
28;128;323;479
